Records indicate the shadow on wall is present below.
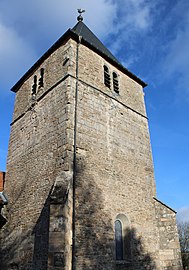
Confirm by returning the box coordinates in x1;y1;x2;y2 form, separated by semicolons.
32;195;50;270
125;228;156;270
0;223;33;269
74;159;114;269
0;157;158;270
0;194;51;270
74;156;157;270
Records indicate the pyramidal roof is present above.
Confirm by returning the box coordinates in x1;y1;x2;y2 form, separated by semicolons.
11;21;146;92
71;21;120;65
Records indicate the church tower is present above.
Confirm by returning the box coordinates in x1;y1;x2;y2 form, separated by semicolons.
0;14;182;270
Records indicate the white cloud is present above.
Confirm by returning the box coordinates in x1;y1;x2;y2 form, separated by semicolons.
0;0;154;54
160;1;189;101
0;0;156;67
164;27;189;99
105;0;156;62
0;22;36;92
122;0;153;30
0;0;117;46
1;0;188;100
0;0;117;93
177;207;189;223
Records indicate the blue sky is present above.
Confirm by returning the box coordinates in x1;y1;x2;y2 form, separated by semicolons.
0;0;188;221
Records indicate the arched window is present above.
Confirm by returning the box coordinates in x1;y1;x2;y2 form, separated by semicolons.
115;220;123;260
115;214;131;261
104;65;111;88
113;72;119;94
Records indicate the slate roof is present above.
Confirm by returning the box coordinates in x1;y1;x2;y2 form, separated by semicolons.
11;21;147;92
71;21;120;65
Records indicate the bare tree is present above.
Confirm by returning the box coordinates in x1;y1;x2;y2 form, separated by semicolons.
178;221;189;269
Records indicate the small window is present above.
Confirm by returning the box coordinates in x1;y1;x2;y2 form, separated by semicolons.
38;68;44;88
32;75;37;95
104;65;111;88
113;72;119;94
115;214;131;261
115;220;124;260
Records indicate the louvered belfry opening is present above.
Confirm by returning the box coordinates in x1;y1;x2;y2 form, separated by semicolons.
32;75;37;95
38;68;44;88
113;72;119;94
104;65;111;88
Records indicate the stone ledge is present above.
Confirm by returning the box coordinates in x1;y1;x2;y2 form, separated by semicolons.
116;260;132;265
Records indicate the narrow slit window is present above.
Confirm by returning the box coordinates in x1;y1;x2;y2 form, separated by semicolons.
104;65;111;88
38;68;44;88
113;72;119;94
32;75;37;95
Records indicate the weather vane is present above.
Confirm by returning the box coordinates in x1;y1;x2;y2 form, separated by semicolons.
77;9;85;22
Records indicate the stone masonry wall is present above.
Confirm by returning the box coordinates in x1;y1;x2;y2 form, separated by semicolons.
12;39;75;122
1;39;76;269
78;41;147;118
70;41;159;269
154;198;183;269
0;34;182;270
70;41;181;269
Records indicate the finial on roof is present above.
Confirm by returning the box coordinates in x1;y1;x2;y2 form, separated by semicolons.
77;9;85;22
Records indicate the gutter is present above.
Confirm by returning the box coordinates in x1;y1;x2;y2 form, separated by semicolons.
72;34;82;270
